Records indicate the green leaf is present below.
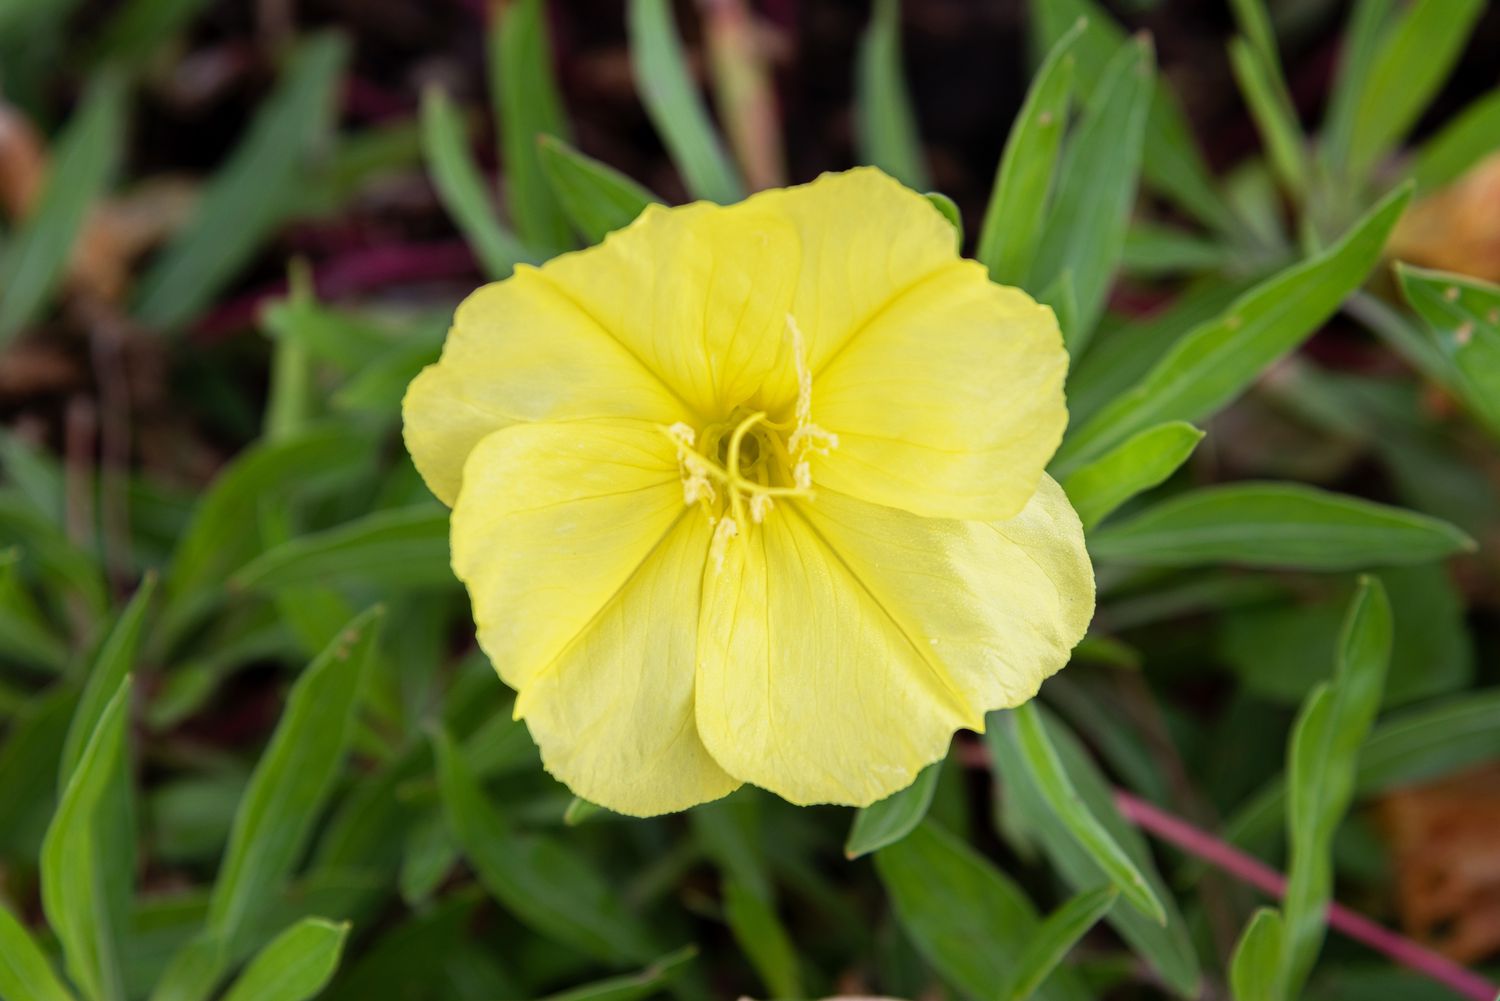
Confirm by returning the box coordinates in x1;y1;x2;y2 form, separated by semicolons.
845;760;942;859
135;34;347;331
1028;0;1238;235
986;710;1200;996
998;887;1118;1001
40;677;132;1001
1318;0;1394;176
0;73;126;346
855;0;929;189
723;877;802;999
1089;482;1474;570
89;0;211;68
627;0;744;203
1228;36;1306;199
159;423;371;643
397;808;456;906
420;86;533;278
1029;35;1153;348
0;897;76;1001
924;191;962;247
0;686;77;860
1120;223;1235;277
542;945;698;1001
1229;908;1284;1001
1055;185;1410;471
1409;87;1500;193
230;505;451;593
977;19;1080;286
1008;703;1165;924
218;918;348;1001
60;575;155;788
1343;0;1485;180
537;135;659;245
204;607;382;958
875;821;1088;1001
430;725;654;964
1396;264;1500;438
490;0;572;254
1228;0;1280;75
0;553;70;672
1060;421;1202;530
1278;578;1391;997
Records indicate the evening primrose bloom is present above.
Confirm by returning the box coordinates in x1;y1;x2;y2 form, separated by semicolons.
403;167;1093;817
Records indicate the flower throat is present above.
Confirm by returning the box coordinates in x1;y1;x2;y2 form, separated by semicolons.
663;315;839;570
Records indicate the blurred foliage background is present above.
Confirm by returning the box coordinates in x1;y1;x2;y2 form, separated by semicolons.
1;1;1499;999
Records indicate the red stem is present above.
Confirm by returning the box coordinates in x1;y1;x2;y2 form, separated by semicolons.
1113;789;1498;1001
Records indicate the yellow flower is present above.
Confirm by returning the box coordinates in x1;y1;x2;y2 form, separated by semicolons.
403;168;1094;816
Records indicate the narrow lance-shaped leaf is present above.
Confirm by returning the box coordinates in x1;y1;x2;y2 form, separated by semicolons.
1228;36;1307;200
1009;703;1165;923
854;0;929;190
1029;34;1153;350
204;607;383;959
430;725;655;963
40;677;132;1001
1059;422;1202;531
723;877;803;1000
977;18;1080;286
999;887;1118;1001
1396;264;1500;439
490;0;573;254
1277;578;1392;996
1054;184;1410;472
420;86;533;279
0;897;77;1001
875;821;1089;1001
986;709;1201;995
1343;0;1485;180
627;0;744;203
542;945;699;1001
218;918;349;1001
135;34;347;331
60;574;155;787
230;505;452;594
1408;87;1500;193
846;759;942;859
538;135;660;245
1089;482;1474;571
0;72;126;347
1028;0;1239;235
1318;0;1394;176
1229;908;1284;1001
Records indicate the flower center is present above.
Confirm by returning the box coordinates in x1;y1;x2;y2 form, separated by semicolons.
662;315;838;571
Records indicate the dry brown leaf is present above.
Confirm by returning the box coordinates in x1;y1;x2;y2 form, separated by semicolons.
1379;762;1500;963
1388;151;1500;283
0;101;48;219
68;177;199;304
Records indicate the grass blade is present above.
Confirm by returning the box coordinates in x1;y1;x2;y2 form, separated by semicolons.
538;135;659;244
490;0;573;255
134;34;346;331
219;918;349;1001
0;73;126;346
845;760;941;859
1396;264;1500;438
40;677;132;1001
627;0;743;203
1408;87;1500;193
1060;421;1203;530
59;575;154;788
854;0;929;189
1054;184;1409;471
542;945;698;1001
1228;36;1306;200
722;878;802;999
976;19;1080;286
1230;908;1284;1001
230;506;451;594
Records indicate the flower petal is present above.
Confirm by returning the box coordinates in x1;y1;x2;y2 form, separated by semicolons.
542;200;801;418
696;477;1092;806
741;167;963;408
812;260;1068;520
451;420;738;815
402;268;690;506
